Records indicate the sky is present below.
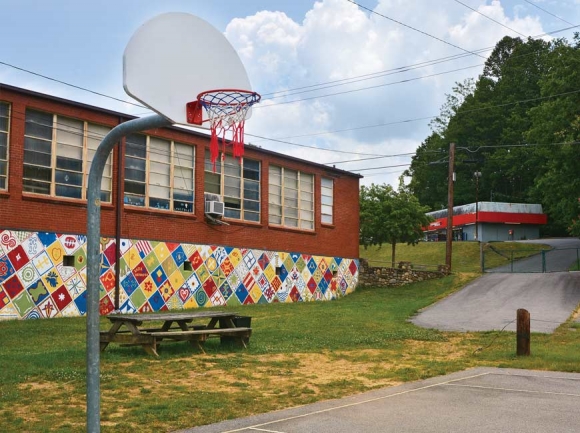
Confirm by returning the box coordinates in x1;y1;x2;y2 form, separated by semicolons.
1;0;579;187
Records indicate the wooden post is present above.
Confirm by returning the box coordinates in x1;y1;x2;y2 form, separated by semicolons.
516;309;530;356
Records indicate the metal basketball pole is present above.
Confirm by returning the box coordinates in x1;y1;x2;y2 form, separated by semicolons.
86;114;171;433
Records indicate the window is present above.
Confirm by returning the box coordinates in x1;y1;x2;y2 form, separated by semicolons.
0;102;9;190
268;166;314;230
23;109;112;201
321;177;334;224
124;134;194;212
204;154;260;222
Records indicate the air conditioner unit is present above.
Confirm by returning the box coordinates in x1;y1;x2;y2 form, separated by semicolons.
205;200;225;217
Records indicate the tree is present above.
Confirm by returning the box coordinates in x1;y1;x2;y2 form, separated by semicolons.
360;184;433;267
407;35;580;235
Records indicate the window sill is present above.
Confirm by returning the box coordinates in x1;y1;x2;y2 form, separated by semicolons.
268;224;316;235
22;193;114;209
0;190;9;198
124;205;198;220
221;218;263;228
321;223;335;229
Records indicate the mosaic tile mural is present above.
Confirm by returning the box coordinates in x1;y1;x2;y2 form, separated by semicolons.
0;229;359;320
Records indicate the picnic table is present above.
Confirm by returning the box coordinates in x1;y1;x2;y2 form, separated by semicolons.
99;311;251;356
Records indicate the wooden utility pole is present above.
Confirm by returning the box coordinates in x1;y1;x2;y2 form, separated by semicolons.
516;309;531;356
445;142;455;270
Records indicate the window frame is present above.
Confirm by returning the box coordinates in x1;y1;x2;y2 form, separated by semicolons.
203;153;261;223
22;108;113;201
321;176;334;225
268;165;315;230
123;134;195;213
0;101;10;191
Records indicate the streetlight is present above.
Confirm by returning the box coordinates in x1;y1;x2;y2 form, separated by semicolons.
473;171;482;240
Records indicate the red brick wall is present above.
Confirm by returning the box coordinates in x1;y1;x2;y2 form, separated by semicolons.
0;85;360;258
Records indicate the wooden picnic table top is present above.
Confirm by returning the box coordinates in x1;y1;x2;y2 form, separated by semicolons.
106;311;238;323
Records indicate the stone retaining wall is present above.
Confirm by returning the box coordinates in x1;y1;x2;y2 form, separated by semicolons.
358;259;449;288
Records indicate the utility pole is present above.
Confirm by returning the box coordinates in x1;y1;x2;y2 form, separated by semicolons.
474;171;481;240
445;142;455;270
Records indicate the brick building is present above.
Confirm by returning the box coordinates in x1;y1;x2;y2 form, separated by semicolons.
0;83;361;320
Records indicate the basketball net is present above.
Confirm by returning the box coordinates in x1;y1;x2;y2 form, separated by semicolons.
186;89;261;170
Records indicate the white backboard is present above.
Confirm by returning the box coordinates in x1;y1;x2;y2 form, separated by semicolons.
123;13;253;127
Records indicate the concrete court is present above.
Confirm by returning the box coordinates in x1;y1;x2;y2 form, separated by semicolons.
177;368;580;433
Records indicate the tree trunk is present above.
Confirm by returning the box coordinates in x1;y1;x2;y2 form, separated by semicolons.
391;241;396;268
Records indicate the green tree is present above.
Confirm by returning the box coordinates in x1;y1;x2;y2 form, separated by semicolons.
360;184;432;267
525;37;580;235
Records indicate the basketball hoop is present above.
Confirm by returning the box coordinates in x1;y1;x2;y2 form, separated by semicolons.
186;89;261;169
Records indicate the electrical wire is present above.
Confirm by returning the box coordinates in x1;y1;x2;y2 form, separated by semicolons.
522;0;576;27
1;21;578;115
347;0;487;59
453;0;528;38
261;22;578;99
472;318;516;355
253;63;484;108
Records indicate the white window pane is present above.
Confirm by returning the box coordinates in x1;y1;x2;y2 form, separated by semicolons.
101;177;112;191
284;198;298;208
300;199;313;210
321;195;333;205
57;143;82;159
224;155;241;176
87;124;111;151
322;205;333;215
300;191;312;201
269;165;281;178
286;207;298;218
149;185;170;198
269;193;281;205
150;172;170;187
149;137;170;163
269;204;281;216
174;143;194;165
300;220;314;230
173;167;193;190
56;117;83;146
300;210;313;221
269;214;281;225
321;177;333;188
150;161;170;176
224;186;241;198
269;184;281;195
322;214;333;224
286;218;298;228
285;188;298;199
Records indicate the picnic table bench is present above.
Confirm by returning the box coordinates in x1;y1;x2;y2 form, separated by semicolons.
99;311;251;356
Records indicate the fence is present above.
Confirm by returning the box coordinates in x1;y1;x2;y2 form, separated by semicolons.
484;246;580;273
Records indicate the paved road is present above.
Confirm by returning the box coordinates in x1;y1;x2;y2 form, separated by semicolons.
487;238;580;273
177;368;580;433
413;238;580;333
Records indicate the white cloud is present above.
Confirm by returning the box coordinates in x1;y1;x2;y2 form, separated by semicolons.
224;0;549;187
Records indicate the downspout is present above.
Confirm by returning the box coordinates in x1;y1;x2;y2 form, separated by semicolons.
114;117;124;311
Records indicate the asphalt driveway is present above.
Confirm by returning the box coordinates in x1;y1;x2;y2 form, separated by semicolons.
413;238;580;333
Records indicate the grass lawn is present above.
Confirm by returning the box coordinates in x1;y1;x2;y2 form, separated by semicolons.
1;242;578;432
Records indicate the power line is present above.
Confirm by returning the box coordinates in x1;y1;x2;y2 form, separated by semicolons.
346;0;487;59
522;0;576;27
0;61;150;110
260;22;578;100
254;63;483;108
350;163;411;172
249;87;580;148
453;0;528;38
1;23;577;120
